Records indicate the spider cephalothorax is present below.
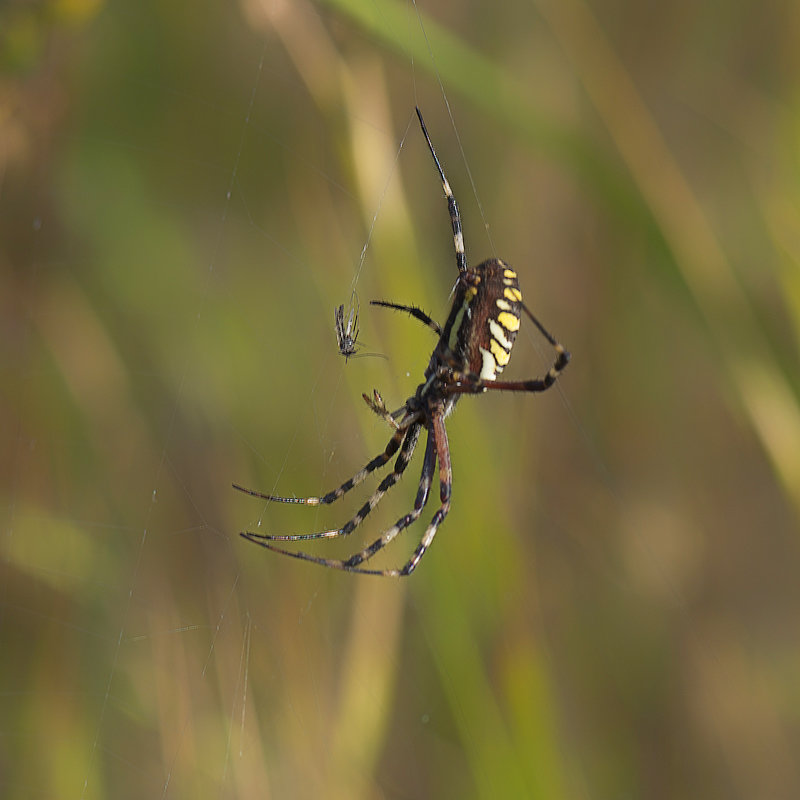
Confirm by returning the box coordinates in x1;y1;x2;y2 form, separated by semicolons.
234;108;569;576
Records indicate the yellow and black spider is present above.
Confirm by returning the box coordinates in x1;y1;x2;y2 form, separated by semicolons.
233;108;570;576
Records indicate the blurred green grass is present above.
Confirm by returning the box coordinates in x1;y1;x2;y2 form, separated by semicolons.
2;0;800;798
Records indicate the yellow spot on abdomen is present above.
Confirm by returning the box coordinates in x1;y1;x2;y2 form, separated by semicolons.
497;311;520;332
504;287;522;302
488;318;512;350
490;338;511;367
503;268;517;279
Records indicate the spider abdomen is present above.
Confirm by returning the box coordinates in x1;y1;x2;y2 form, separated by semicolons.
450;258;522;381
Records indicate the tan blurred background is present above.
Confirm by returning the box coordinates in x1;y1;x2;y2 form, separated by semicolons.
2;0;799;797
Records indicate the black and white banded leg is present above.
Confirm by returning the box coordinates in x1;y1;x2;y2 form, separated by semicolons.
415;107;466;275
247;425;438;573
232;413;419;509
238;421;422;545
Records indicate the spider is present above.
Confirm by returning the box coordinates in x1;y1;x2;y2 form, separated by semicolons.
233;107;570;576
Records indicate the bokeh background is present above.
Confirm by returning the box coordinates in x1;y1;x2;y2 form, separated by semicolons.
2;0;800;797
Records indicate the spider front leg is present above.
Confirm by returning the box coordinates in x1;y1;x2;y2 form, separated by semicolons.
415;107;466;275
370;300;442;336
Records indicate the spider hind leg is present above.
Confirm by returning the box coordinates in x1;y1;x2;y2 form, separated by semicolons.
246;425;437;574
232;418;415;507
239;423;422;544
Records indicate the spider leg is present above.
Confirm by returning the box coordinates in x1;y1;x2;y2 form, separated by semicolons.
240;423;422;543
246;422;437;572
392;409;452;576
232;413;419;507
518;300;571;357
445;303;570;397
446;351;569;397
446;346;569;397
370;300;442;336
415;107;466;275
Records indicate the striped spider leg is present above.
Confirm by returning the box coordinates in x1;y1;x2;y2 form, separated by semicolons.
234;412;422;544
